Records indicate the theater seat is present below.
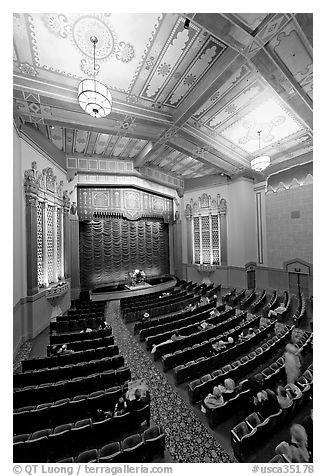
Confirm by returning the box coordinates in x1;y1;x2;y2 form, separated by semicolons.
77;449;98;463
99;442;121;463
122;434;144;462
143;425;165;460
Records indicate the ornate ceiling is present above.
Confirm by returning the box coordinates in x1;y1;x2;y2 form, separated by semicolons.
13;13;313;183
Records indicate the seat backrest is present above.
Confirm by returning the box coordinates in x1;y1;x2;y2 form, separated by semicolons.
100;441;121;457
245;412;261;429
77;449;98;463
232;421;249;440
122;434;142;450
201;374;212;383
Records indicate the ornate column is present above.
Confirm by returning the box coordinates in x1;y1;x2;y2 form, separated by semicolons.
63;191;71;279
60;208;65;279
173;210;183;278
69;202;80;299
42;202;48;287
185;205;193;265
219;199;228;266
24;162;40;295
53;206;58;282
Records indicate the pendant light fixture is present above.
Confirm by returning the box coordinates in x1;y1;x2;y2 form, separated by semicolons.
78;36;112;118
250;130;271;172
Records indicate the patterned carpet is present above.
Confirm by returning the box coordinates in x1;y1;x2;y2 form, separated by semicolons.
13;340;33;373
106;300;232;463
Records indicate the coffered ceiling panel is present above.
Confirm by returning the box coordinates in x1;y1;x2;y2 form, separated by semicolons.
13;12;313;182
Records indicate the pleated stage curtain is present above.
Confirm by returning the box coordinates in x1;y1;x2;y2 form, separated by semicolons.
79;218;170;290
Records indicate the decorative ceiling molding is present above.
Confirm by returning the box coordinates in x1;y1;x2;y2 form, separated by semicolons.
13;13;313;181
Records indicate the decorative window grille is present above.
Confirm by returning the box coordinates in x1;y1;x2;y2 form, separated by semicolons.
193;214;220;265
24;163;67;291
211;215;220;265
47;205;54;284
37;202;44;286
193;217;200;264
57;211;62;278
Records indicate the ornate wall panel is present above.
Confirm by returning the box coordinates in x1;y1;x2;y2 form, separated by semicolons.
77;187;173;223
36;201;44;286
46;205;54;284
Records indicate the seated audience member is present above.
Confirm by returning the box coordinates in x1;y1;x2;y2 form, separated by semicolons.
209;309;217;318
286;382;302;399
171;330;183;341
49;345;60;356
127;388;150;412
141;312;150;323
99;319;111;330
255;388;279;418
268;309;278;318
212;340;226;353
198;320;213;331
226;336;234;346
218;378;236;400
204;386;224;409
276;385;292;409
288;424;310;463
302;409;313;458
94;408;112;422
57;344;74;355
114;397;128;416
80;326;92;333
246;328;256;339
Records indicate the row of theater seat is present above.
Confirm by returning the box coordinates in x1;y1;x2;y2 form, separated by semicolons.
147;306;237;351
46;335;114;356
120;284;179;308
140;301;219;342
152;309;246;359
187;325;292;405
133;296;211;335
14;366;131;409
67;301;106;314
14;353;124;389
240;289;256;309
14;383;137;434
124;294;196;323
50;316;104;333
123;289;190;314
57;426;165;463
293;292;307;323
56;312;103;322
14;405;151;463
50;327;111;344
231;368;313;461
22;343;118;372
162;314;261;372
229;289;246;306
122;289;189;313
250;290;267;313
173;320;276;385
205;334;312;430
262;290;278;316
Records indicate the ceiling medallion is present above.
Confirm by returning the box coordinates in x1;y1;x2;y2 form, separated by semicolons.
78;36;112;118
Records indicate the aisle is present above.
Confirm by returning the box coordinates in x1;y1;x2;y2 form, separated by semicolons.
106;300;232;463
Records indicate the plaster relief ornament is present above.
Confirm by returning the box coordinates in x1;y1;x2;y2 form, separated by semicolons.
24;161;41;188
238;116;286;145
116;42;135;63
19;62;38;77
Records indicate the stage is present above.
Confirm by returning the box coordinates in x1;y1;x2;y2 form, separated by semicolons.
89;276;177;301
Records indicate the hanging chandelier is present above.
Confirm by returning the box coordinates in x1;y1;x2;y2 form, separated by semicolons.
78;36;112;118
250;130;271;172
